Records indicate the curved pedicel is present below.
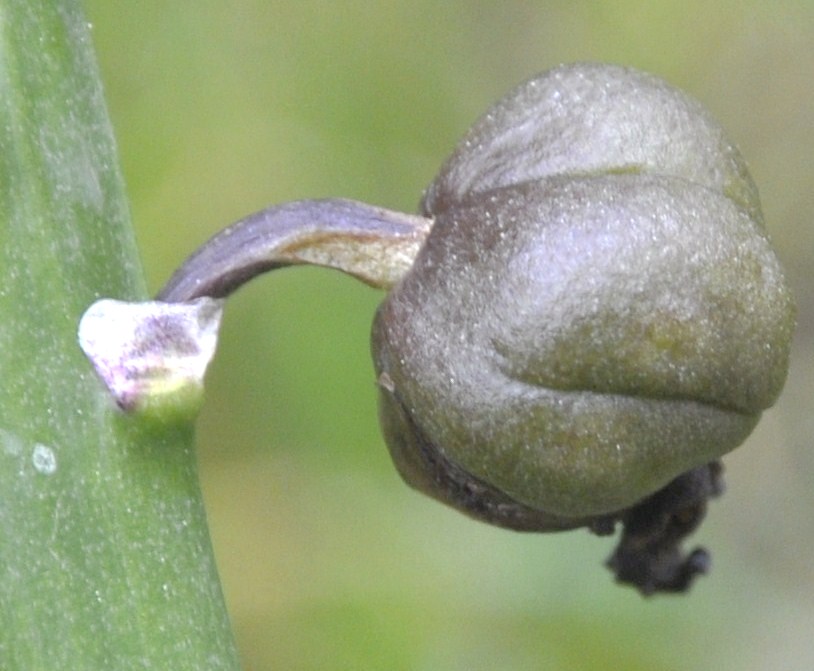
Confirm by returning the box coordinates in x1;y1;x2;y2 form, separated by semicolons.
154;64;795;595
158;198;432;302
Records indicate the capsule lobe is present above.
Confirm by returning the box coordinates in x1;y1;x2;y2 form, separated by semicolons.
372;63;795;520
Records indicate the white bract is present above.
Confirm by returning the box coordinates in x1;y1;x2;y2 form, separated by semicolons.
78;297;223;414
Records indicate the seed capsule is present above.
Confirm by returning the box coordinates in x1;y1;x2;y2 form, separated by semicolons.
371;65;794;590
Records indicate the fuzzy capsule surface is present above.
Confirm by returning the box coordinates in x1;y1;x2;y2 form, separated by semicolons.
372;64;795;521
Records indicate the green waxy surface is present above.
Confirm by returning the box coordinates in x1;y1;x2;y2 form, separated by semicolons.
0;1;239;667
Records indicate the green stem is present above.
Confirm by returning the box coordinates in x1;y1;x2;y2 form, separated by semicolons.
0;1;239;668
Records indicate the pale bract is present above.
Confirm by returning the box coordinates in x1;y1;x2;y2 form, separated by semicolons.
78;297;223;414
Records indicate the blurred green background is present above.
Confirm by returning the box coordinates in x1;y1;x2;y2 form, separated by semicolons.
83;1;813;669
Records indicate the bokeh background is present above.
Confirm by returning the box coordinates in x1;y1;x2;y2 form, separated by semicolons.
83;2;813;669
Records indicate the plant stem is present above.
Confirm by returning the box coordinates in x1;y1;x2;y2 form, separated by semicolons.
0;1;240;667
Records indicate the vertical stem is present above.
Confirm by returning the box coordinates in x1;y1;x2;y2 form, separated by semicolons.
0;1;239;668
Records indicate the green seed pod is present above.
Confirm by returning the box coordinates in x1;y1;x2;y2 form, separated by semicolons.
145;62;795;594
372;63;794;528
